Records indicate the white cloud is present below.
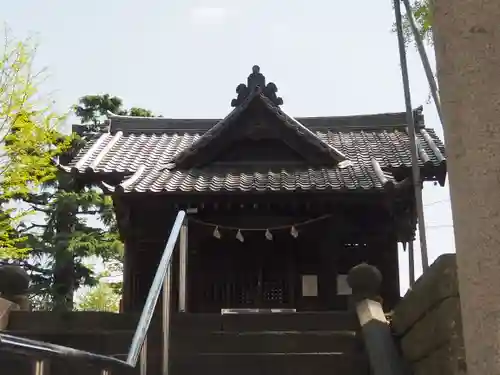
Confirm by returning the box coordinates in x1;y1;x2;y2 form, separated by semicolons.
189;6;229;26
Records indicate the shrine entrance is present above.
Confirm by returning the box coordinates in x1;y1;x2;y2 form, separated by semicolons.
233;238;293;309
190;234;298;313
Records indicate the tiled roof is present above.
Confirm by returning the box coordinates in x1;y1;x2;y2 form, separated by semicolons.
67;109;446;194
113;163;395;193
171;88;348;169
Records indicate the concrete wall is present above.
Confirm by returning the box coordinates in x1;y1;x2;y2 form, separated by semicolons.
391;254;466;375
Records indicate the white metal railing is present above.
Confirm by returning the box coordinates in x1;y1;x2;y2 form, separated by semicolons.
127;210;186;368
0;210;187;375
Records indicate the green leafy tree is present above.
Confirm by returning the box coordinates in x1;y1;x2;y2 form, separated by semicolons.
0;31;70;259
76;282;120;312
397;0;433;44
411;0;432;40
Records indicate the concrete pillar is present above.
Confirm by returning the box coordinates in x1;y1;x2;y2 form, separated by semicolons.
432;1;500;374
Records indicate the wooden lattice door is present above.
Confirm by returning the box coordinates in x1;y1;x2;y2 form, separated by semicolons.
193;236;294;311
258;241;293;308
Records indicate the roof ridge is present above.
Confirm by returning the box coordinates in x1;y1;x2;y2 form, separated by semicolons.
100;107;426;134
257;93;348;163
168;89;349;170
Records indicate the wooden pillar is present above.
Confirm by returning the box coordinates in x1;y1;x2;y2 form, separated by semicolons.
433;1;500;373
383;239;400;311
315;217;339;311
121;239;133;312
319;240;338;311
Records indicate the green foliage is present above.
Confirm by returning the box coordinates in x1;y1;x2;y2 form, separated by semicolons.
0;33;144;310
21;94;153;311
0;30;71;259
0;211;28;258
73;94;126;128
71;94;155;297
129;107;153;117
405;0;432;44
21;177;123;311
393;0;433;45
74;94;155;131
76;282;120;312
98;258;123;295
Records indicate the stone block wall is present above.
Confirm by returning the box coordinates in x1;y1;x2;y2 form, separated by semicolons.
0;311;148;375
391;254;466;375
0;297;19;330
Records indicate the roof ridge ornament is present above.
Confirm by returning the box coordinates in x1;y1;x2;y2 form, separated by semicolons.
231;65;283;107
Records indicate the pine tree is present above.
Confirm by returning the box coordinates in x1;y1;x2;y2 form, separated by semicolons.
21;167;123;311
21;95;154;311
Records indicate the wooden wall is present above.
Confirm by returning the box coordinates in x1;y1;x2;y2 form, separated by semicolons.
118;194;402;313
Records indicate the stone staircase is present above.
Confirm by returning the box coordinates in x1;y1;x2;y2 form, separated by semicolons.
170;312;370;375
1;311;371;375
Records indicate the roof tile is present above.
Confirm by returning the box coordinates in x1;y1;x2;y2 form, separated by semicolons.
117;164;393;193
68;114;446;193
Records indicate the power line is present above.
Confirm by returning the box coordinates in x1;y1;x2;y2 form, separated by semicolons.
424;199;450;207
427;224;453;229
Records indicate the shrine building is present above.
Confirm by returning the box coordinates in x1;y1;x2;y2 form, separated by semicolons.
64;65;446;314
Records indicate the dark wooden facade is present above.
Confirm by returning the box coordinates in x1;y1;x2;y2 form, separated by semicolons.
65;65;447;314
116;191;405;313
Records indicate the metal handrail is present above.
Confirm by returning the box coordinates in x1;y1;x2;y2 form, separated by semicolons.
0;210;186;375
126;209;186;366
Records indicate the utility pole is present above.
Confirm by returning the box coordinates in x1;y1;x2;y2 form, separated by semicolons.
393;0;429;271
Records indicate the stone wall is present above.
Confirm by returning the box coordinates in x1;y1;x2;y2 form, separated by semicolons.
391;254;466;375
0;297;19;330
0;311;150;375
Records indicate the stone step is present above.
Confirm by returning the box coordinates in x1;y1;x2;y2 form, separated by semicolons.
4;312;363;375
8;311;359;334
2;351;370;375
171;311;359;333
4;330;136;356
6;311;140;332
172;330;362;354
170;352;370;375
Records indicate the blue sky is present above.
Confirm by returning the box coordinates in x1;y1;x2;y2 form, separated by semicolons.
3;0;454;294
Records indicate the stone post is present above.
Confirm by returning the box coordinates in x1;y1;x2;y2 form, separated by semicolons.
347;262;383;306
0;265;31;311
433;1;500;374
347;263;405;375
